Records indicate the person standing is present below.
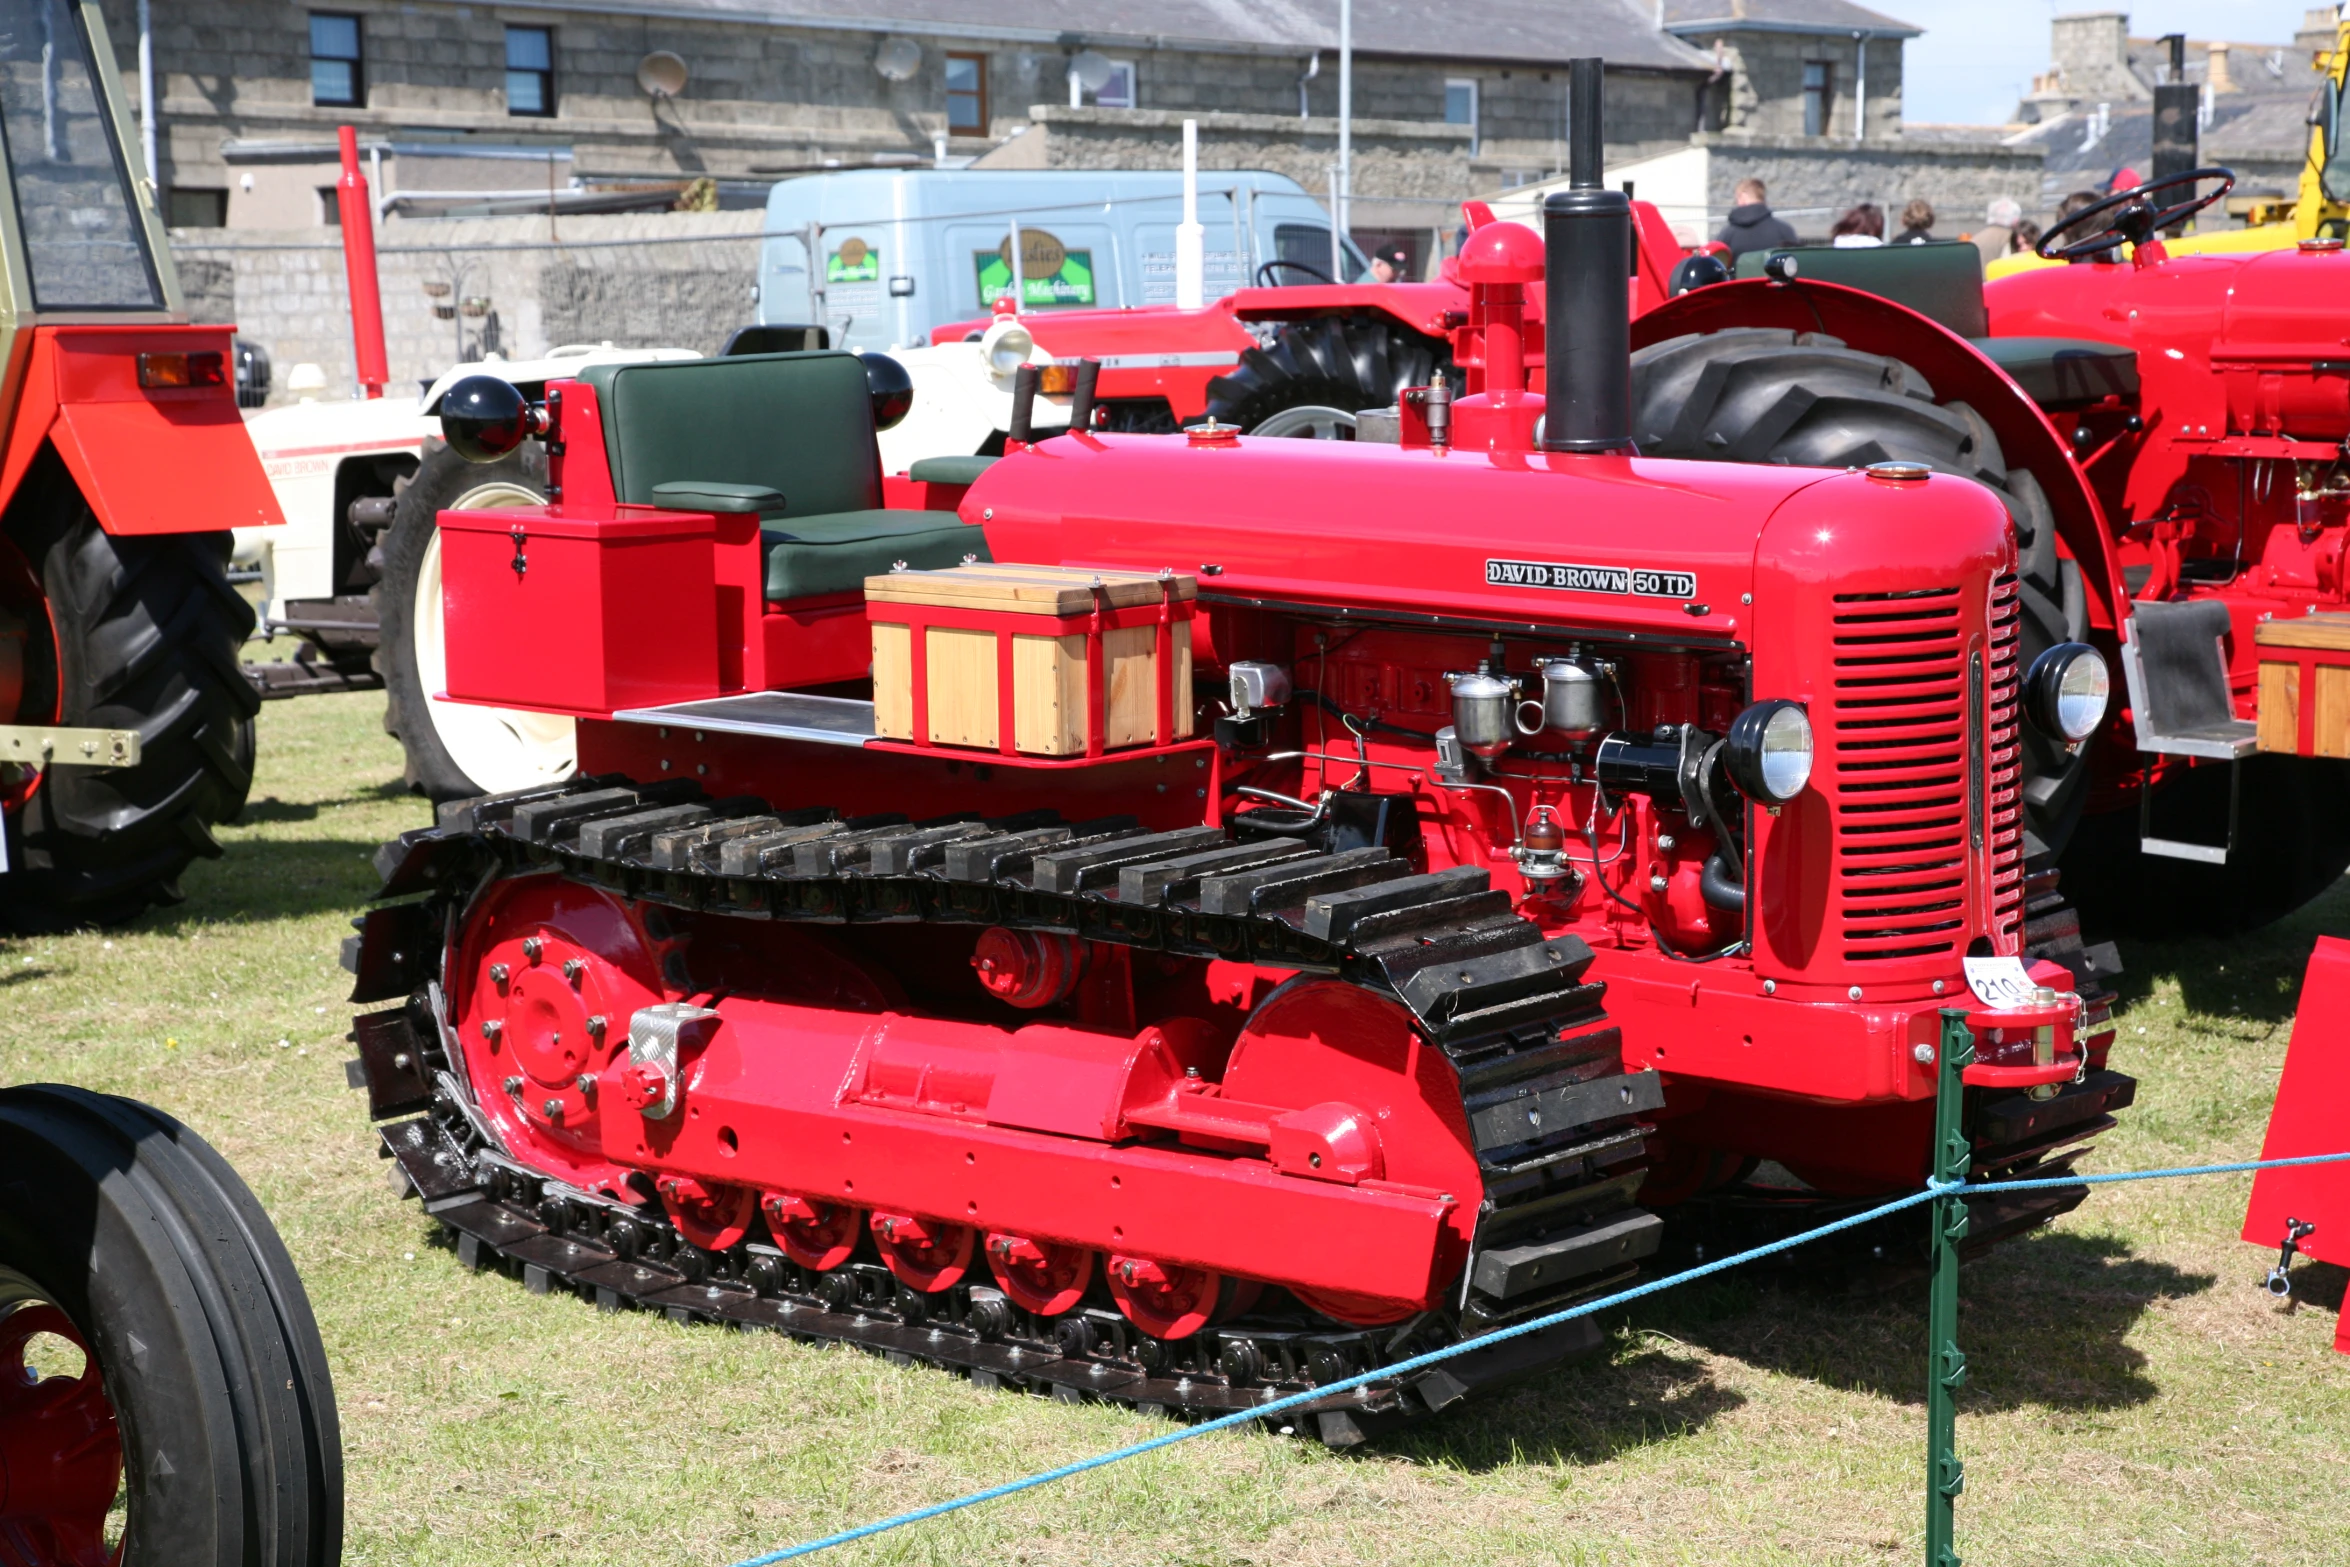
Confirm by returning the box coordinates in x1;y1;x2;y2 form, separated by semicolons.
1893;198;1936;243
1715;177;1798;257
1831;203;1886;247
1971;196;2023;263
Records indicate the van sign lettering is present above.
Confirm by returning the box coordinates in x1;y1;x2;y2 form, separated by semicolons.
1485;558;1698;598
976;227;1096;307
826;237;879;283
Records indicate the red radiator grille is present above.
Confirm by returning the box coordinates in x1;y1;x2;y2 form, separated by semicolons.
1828;586;1969;962
1986;574;2026;946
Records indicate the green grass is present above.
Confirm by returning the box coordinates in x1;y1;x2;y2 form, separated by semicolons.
2;690;2346;1566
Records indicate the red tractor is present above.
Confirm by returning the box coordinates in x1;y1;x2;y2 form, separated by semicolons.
348;64;2130;1443
0;5;339;1561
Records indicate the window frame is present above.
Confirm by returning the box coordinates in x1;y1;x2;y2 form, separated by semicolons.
1801;59;1832;138
505;25;556;118
166;188;229;228
1092;58;1137;109
309;12;364;109
945;51;989;136
1444;77;1479;154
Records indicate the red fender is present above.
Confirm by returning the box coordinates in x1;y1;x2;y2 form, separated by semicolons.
0;325;281;536
1630;277;2124;638
2243;935;2350;1355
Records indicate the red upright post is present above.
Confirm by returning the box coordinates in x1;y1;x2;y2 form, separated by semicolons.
335;125;389;399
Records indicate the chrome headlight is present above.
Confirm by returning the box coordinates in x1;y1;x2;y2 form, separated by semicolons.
2024;642;2110;742
1724;699;1814;803
981;320;1034;381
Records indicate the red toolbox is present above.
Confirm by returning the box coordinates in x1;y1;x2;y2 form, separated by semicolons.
438;504;719;716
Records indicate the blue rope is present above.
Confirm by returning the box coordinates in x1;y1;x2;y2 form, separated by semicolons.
729;1149;2350;1566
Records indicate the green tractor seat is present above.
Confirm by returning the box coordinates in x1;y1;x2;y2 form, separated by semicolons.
578;352;989;603
1732;242;2140;410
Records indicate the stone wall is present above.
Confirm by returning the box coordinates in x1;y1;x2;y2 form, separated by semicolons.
977;107;1472;208
169;211;764;401
1689;28;1907;142
1694;135;2048;239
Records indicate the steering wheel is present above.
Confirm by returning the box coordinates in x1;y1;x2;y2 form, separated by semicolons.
1254;258;1337;287
2035;166;2236;261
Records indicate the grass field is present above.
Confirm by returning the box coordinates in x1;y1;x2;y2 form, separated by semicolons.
3;689;2346;1566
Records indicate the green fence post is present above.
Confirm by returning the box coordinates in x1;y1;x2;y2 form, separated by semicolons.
1925;1007;1975;1567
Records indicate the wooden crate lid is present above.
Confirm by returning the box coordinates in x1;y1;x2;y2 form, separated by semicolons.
866;561;1198;615
2255;612;2350;651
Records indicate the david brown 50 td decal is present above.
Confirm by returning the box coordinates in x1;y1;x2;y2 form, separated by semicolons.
1486;559;1699;598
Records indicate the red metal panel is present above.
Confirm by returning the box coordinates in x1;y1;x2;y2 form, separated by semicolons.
2243;937;2350;1333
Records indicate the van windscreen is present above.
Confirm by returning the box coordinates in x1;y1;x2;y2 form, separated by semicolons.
1273;224;1368;284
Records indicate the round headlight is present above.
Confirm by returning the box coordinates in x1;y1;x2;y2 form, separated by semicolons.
2024;642;2110;743
1724;699;1814;804
981;321;1035;380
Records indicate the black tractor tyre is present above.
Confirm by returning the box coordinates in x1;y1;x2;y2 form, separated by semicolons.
1204;314;1455;436
1629;328;2092;857
2;496;258;931
0;1085;340;1566
2060;755;2350;938
372;440;549;801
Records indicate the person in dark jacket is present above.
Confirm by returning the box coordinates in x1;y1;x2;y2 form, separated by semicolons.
1893;198;1935;244
1715;177;1798;257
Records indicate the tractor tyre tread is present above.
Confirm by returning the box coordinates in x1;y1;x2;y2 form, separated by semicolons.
1204;313;1454;433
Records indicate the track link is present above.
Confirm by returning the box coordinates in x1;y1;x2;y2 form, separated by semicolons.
349;774;1666;1444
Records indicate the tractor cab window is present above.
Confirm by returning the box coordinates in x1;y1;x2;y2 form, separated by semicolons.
1272;222;1369;283
2320;70;2350;206
0;0;162;310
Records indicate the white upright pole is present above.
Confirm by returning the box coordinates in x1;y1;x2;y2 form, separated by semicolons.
137;0;157;182
1337;0;1352;250
1176;119;1205;308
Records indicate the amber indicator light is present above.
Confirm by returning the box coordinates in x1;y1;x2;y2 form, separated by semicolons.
137;350;226;389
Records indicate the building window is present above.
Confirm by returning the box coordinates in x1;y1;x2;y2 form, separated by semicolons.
945;52;988;134
1445;77;1479;153
317;187;343;227
310;13;363;107
166;188;228;228
1092;59;1136;109
506;26;555;116
1802;60;1832;137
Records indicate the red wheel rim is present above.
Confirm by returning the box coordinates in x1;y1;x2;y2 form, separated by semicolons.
868;1212;974;1292
983;1233;1095;1315
1105;1255;1230;1339
658;1176;757;1252
0;1299;124;1566
1289;1285;1417;1327
761;1193;862;1271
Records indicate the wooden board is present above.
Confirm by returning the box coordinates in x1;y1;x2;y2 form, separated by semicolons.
866;562;1197;616
2255;657;2350;757
2254;612;2350;651
870;618;1194;754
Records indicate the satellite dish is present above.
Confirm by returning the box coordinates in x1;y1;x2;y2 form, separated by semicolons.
874;37;921;84
1070;50;1117;93
636;51;689;99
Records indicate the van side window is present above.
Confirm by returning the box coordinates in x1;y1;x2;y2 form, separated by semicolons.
1273;224;1368;284
946;53;988;135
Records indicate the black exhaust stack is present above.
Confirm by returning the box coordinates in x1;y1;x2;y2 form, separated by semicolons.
1542;57;1633;454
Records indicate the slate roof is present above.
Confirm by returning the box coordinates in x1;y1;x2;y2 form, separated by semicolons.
503;0;1718;72
1661;0;1919;40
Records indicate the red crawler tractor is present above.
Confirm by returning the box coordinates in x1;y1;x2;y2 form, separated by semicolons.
348;64;2130;1441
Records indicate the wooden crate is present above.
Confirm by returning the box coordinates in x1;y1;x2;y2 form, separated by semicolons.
867;564;1196;757
2255;612;2350;757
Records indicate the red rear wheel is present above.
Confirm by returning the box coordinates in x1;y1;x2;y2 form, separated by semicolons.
0;1292;122;1565
983;1233;1095;1315
658;1176;757;1252
1105;1255;1245;1339
762;1193;862;1271
869;1212;975;1292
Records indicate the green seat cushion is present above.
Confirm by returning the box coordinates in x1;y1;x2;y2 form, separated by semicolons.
1969;335;2139;408
1733;242;1988;337
580;352;881;517
761;510;992;602
907;454;998;486
650;480;787;514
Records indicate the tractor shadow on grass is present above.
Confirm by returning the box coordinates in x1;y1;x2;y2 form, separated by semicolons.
150;836;397;929
1380;1227;2215;1471
2098;874;2350;1025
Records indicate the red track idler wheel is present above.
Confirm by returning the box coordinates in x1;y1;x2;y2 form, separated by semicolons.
1104;1255;1256;1340
969;927;1086;1008
762;1192;862;1271
1287;1285;1418;1327
869;1212;975;1292
657;1174;756;1252
0;1300;122;1566
983;1232;1096;1316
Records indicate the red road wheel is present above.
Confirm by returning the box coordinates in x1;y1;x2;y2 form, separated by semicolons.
658;1175;757;1252
1105;1255;1245;1340
1287;1285;1417;1327
983;1233;1096;1316
761;1193;862;1271
869;1212;975;1292
0;1295;122;1565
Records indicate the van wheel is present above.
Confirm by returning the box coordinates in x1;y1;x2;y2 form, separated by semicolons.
372;442;573;803
1204;314;1453;436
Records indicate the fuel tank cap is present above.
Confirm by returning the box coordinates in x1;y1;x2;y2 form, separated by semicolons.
1864;460;1932;482
1186;420;1242;446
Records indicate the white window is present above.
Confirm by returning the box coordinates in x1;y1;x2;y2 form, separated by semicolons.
1445;78;1479;154
1090;59;1137;109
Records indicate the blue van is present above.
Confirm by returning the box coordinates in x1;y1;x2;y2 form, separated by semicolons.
755;169;1371;352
